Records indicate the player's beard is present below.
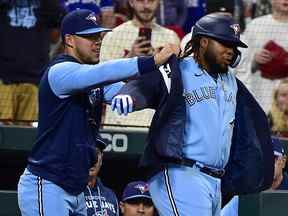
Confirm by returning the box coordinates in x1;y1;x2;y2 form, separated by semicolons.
75;46;100;64
133;8;155;24
204;46;229;74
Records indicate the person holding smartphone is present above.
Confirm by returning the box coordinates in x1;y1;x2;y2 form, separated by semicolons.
100;0;180;61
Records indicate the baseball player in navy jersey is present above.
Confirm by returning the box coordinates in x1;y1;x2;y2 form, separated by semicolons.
17;9;179;216
111;13;274;216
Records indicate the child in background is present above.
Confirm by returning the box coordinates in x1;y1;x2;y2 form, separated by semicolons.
268;79;288;137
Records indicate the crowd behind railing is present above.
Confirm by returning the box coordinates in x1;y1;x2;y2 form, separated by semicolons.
0;0;282;128
1;0;288;215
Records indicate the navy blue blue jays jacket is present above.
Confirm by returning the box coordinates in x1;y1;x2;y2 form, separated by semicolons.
118;56;274;198
84;178;119;216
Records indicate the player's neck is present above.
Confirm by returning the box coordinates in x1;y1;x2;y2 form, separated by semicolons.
88;177;97;188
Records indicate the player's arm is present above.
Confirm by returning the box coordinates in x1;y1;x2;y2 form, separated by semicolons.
49;44;179;97
111;72;165;115
49;57;150;97
103;82;125;104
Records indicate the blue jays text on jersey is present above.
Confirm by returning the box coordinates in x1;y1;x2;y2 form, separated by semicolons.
85;178;119;216
183;86;216;106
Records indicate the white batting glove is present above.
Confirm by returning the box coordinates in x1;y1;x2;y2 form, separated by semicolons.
111;95;133;116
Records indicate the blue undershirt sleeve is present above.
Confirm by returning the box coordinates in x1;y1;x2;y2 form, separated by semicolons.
103;82;124;104
48;56;157;97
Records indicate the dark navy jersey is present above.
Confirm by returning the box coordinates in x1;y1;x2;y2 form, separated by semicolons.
84;178;119;216
27;54;157;195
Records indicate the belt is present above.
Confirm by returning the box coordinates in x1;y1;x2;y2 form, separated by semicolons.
173;157;225;179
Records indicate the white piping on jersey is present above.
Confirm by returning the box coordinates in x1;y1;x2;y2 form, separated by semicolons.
163;168;180;216
37;177;44;216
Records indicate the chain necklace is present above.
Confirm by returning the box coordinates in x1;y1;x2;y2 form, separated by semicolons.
87;184;105;216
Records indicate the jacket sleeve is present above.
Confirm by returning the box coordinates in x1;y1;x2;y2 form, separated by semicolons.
221;78;274;203
117;70;167;110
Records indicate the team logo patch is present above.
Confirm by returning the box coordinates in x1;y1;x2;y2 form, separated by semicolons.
134;183;149;194
86;12;98;25
230;24;240;36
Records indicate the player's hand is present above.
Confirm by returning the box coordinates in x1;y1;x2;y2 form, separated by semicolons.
127;37;153;57
111;95;133;115
254;49;273;65
154;43;180;66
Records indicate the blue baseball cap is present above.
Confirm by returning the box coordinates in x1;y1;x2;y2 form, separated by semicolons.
61;9;111;40
271;136;285;157
122;181;152;202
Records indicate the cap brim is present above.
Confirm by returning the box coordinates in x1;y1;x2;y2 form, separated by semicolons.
122;195;152;202
75;27;111;35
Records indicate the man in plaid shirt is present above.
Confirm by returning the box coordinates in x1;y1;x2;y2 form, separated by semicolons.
100;0;180;61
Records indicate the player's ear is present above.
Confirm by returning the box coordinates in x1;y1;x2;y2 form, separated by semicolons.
64;34;74;48
200;37;209;49
120;201;125;213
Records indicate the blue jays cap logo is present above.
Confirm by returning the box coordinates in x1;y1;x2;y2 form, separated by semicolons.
230;24;240;36
86;12;98;25
134;183;149;194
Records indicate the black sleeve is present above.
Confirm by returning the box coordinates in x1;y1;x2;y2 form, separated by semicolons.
118;71;166;110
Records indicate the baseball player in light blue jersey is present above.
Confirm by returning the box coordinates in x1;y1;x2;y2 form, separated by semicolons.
17;9;179;216
111;13;273;216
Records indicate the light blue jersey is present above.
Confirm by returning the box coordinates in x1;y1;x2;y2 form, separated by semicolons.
221;196;239;216
149;57;238;216
180;57;237;169
48;58;140;100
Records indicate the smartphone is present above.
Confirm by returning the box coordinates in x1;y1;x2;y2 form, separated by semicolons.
138;27;152;53
139;27;152;42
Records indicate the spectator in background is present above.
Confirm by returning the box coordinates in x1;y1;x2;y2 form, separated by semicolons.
271;136;288;190
0;0;64;125
100;0;180;61
155;0;187;39
64;0;115;28
100;0;179;128
268;80;288;137
98;0;115;28
120;181;155;216
221;136;288;216
115;0;132;27
206;0;246;32
182;0;206;34
255;0;272;17
181;0;247;53
235;0;288;113
85;147;119;216
114;0;130;26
